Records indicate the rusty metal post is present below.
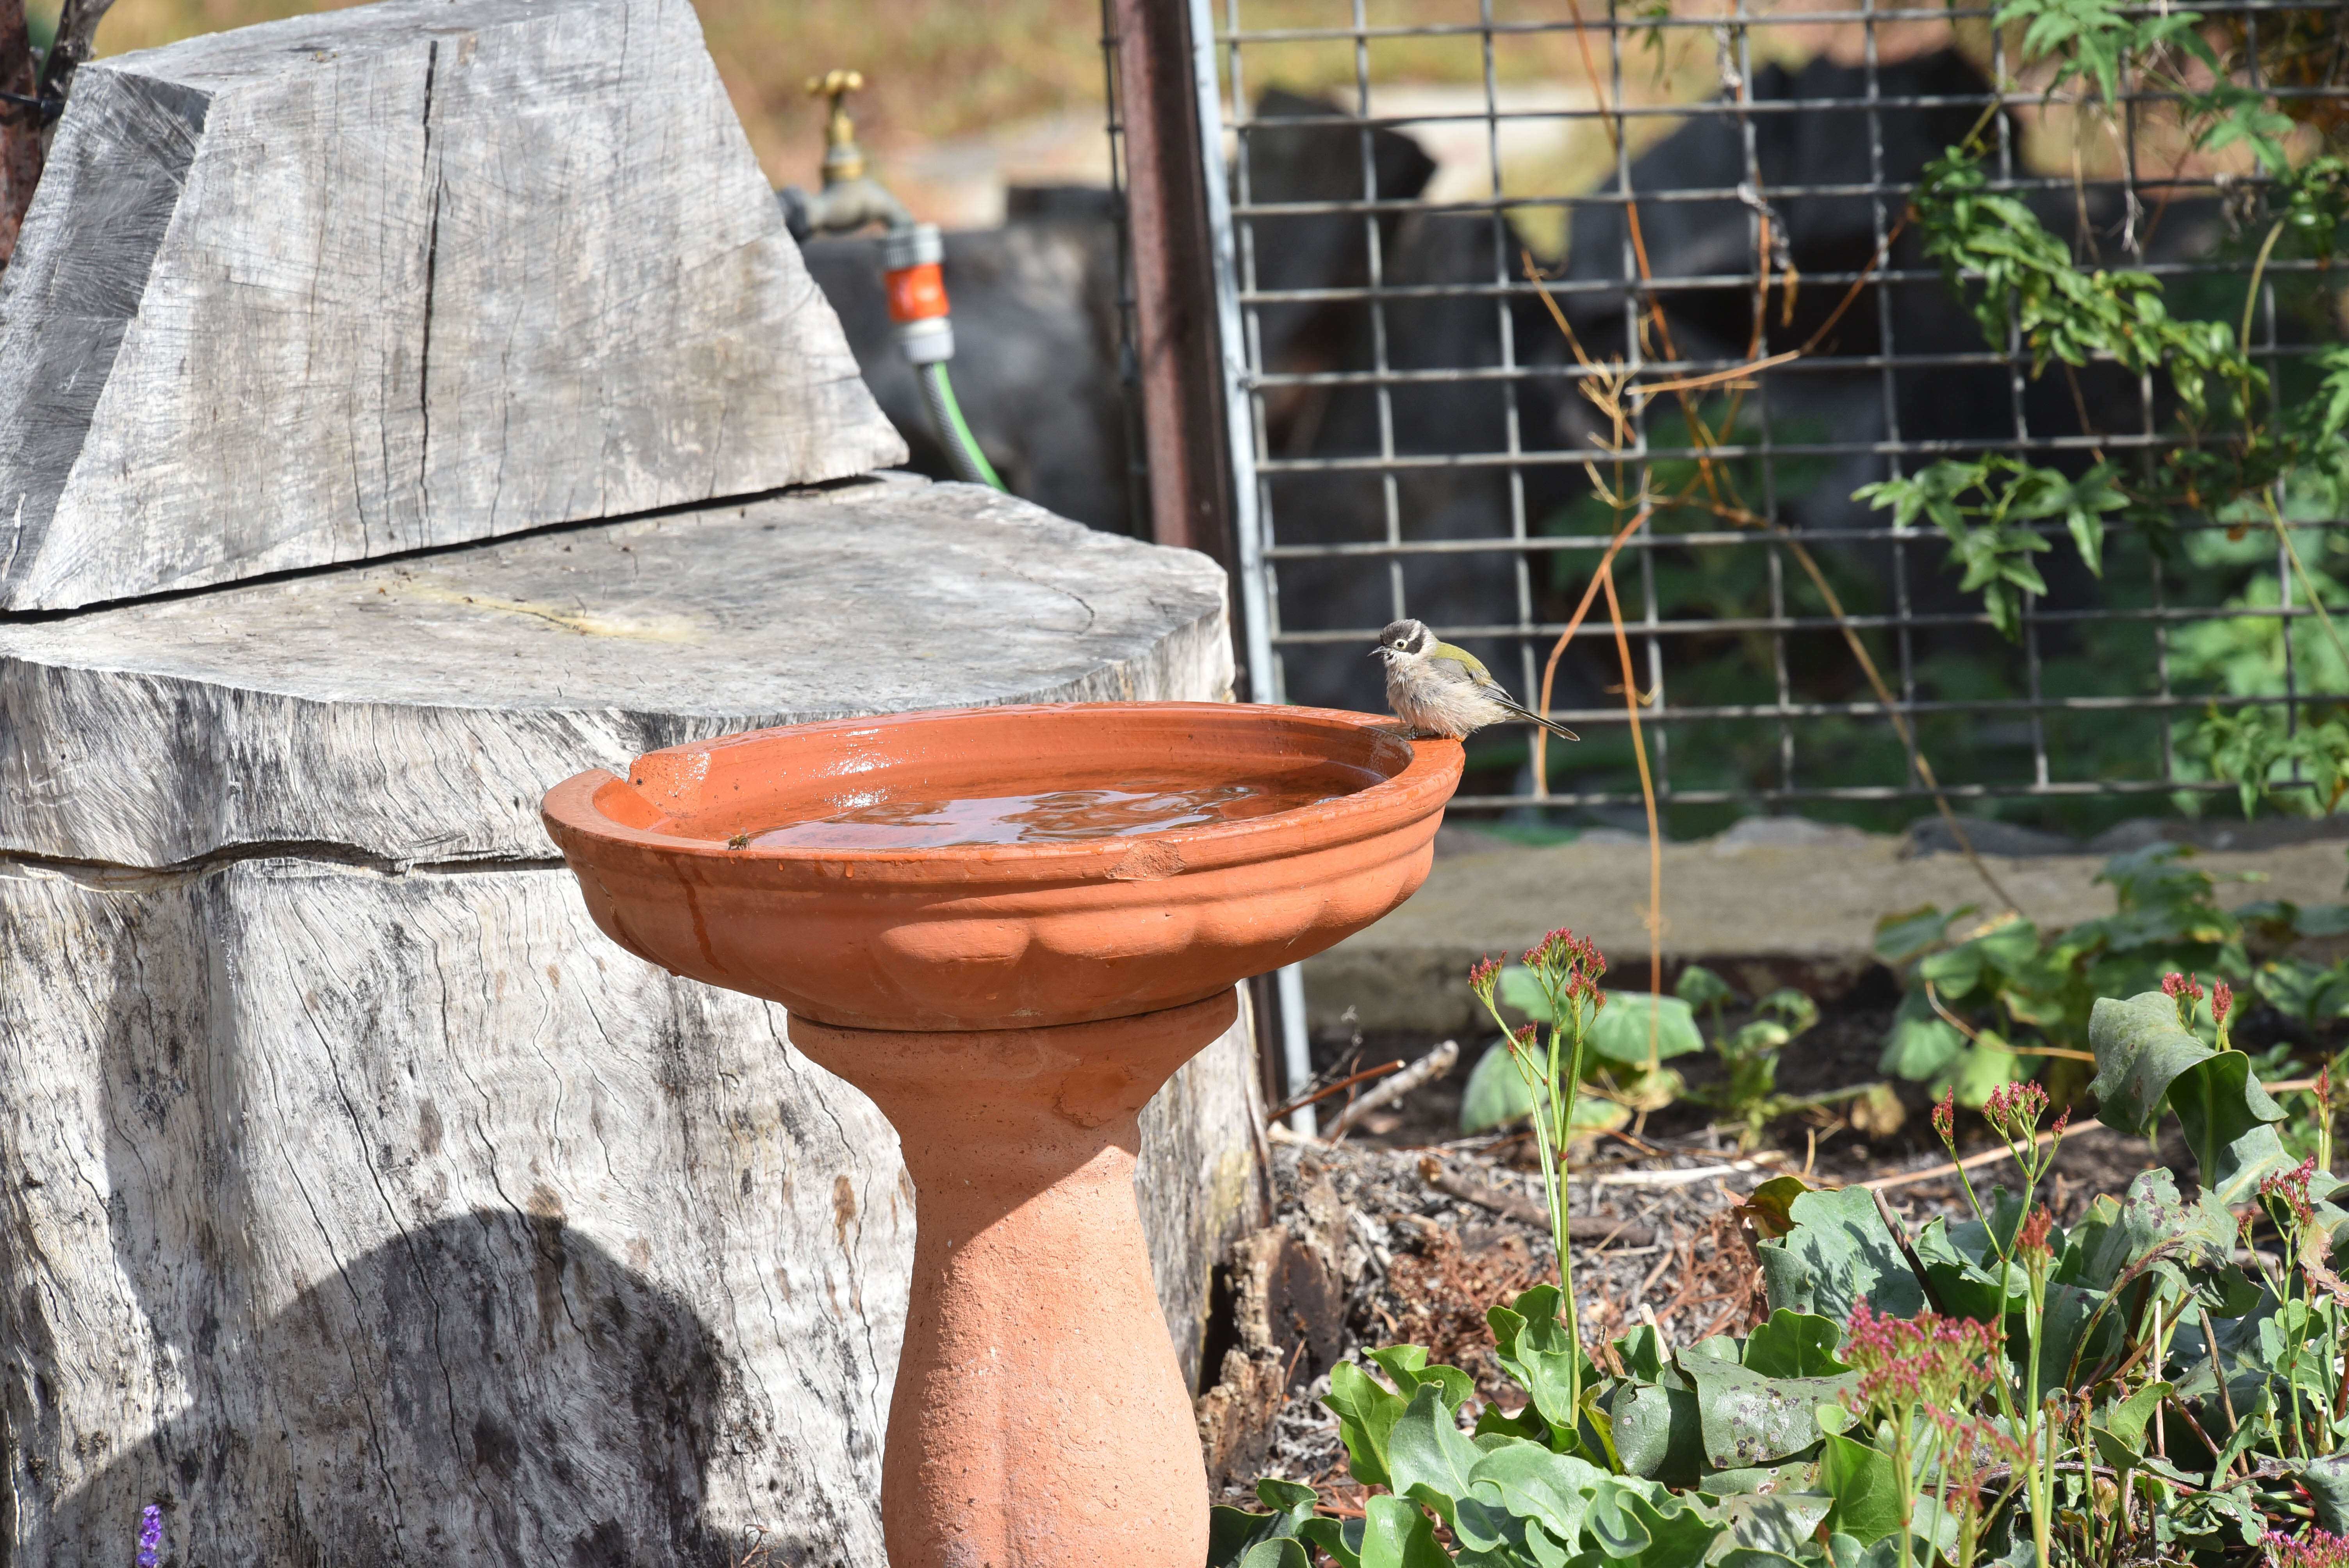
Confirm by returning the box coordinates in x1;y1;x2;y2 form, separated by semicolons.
1110;0;1233;570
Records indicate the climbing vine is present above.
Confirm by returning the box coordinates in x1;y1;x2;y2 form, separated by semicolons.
1855;0;2349;816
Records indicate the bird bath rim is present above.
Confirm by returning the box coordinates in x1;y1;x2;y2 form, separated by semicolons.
539;702;1462;1032
541;701;1451;882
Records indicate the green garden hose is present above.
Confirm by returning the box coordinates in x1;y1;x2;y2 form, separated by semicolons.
918;360;1004;490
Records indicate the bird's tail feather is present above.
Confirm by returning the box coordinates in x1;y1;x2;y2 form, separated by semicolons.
1495;695;1579;742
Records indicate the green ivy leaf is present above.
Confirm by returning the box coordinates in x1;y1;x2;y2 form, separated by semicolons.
1234;1541;1312;1568
1360;1495;1451;1568
1879;989;1968;1082
1755;1185;1928;1321
1326;1361;1411;1487
1468;1442;1604;1544
2087;990;2294;1202
1490;1285;1591;1439
1586;992;1707;1065
1609;1379;1707;1488
2295;1452;2349;1535
1817;1431;1905;1544
1387;1382;1486;1529
1681;1355;1862;1470
1740;1310;1853;1378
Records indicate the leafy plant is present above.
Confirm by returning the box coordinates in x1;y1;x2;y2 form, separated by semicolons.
1870;843;2275;1105
1853;457;2128;642
1672;966;1897;1150
1460;962;1704;1137
1217;949;2348;1568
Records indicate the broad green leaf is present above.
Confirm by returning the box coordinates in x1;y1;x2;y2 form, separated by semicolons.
1930;1034;2030;1110
1740;1310;1852;1378
1360;1495;1450;1568
1715;1490;1834;1557
2297;1452;2349;1534
1235;1541;1311;1568
1468;1442;1602;1543
1326;1361;1409;1486
1609;1379;1707;1488
2088;991;2292;1201
1461;1042;1643;1135
1875;905;1972;967
1584;1475;1656;1558
1300;1516;1366;1568
2090;1379;2172;1470
1682;1356;1861;1469
1491;1286;1593;1438
1676;964;1737;1010
1818;1431;1905;1544
1368;1345;1476;1412
1387;1382;1485;1529
1210;1507;1277;1566
1613;1322;1671;1381
1878;989;1966;1082
1755;1184;1927;1321
1586;991;1707;1066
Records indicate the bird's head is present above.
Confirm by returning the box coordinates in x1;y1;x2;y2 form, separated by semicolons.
1370;618;1433;666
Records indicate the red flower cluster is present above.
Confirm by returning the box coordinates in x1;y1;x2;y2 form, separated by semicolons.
2262;1155;2319;1229
2213;978;2233;1025
1844;1298;2003;1428
2266;1529;2349;1568
2016;1205;2055;1260
1524;927;1607;1008
1469;955;1502;1006
1982;1081;2048;1142
1931;1088;1957;1154
2164;970;2206;1028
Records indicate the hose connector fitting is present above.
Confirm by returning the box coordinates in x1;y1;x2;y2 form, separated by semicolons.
882;222;954;365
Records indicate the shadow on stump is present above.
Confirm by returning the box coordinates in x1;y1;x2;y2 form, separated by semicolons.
45;1210;760;1568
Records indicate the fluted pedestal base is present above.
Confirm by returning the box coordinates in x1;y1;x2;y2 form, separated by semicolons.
788;988;1237;1567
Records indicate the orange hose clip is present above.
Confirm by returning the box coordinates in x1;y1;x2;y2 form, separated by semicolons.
885;260;949;323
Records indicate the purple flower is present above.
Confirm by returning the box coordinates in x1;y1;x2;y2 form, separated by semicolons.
136;1504;162;1568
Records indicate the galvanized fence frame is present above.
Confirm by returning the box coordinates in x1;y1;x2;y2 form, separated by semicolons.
1185;0;2349;824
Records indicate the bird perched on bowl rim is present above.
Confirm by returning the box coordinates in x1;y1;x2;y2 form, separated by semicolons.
1370;618;1579;743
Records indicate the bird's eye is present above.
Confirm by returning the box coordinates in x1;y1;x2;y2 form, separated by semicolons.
1392;638;1407;649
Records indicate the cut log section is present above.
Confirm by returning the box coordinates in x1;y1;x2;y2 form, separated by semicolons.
0;479;1265;1564
0;0;904;612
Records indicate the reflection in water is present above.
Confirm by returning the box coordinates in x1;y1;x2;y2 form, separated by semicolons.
749;778;1339;849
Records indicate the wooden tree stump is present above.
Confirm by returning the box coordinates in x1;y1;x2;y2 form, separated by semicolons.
0;479;1268;1565
0;0;903;612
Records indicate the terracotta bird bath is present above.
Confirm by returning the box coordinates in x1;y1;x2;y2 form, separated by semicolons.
542;701;1460;1566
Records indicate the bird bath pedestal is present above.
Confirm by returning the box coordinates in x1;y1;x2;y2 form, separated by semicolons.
543;702;1459;1565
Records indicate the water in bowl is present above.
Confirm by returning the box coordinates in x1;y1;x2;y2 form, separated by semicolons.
747;776;1341;850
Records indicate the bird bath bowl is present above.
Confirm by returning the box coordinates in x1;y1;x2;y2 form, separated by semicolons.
542;702;1460;1566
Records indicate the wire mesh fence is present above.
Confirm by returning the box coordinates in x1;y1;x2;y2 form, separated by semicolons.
1187;0;2349;836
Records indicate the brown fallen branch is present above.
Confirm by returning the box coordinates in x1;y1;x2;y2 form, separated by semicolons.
1266;1058;1405;1126
1325;1040;1458;1141
1417;1155;1657;1248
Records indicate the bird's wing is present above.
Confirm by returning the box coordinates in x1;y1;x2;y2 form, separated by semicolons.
1428;640;1502;691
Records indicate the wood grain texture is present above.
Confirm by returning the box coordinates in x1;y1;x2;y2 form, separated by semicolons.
0;0;905;611
0;478;1235;867
0;857;1263;1564
0;479;1261;1563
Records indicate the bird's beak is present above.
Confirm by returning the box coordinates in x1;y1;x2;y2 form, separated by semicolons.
1367;647;1384;659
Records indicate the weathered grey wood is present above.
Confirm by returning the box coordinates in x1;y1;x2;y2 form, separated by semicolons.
0;477;1233;866
0;855;1262;1565
0;0;904;612
0;478;1263;1564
